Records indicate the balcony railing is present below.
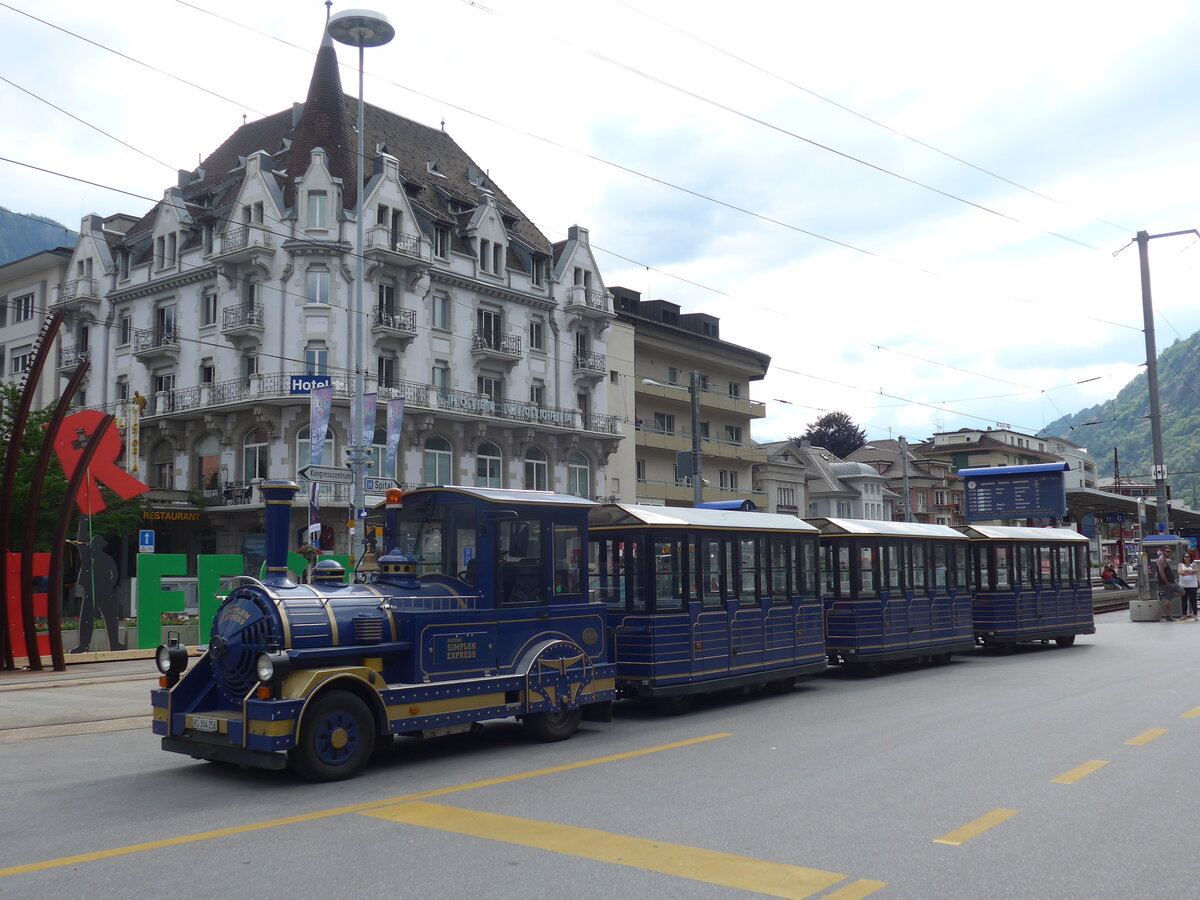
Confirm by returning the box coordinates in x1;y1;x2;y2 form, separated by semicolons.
57;345;89;369
373;307;416;331
133;328;179;354
219;225;273;255
56;278;99;304
472;331;522;356
223;303;265;329
136;371;622;435
564;285;610;314
573;351;607;374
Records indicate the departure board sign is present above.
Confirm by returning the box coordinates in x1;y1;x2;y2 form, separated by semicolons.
960;463;1068;521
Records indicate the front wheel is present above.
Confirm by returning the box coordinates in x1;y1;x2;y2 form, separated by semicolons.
523;707;582;742
290;690;376;782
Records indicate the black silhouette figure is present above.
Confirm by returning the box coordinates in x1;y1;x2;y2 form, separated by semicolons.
71;536;123;653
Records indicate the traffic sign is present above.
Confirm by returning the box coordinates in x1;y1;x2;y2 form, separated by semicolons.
364;477;398;493
138;529;155;554
299;465;353;484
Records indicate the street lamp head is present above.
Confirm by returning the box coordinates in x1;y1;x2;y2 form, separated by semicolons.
327;9;395;47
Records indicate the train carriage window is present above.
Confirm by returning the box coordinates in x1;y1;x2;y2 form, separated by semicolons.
834;542;851;596
799;537;819;601
1014;544;1031;585
1055;545;1071;585
626;540;645;611
723;538;739;603
952;543;966;589
1074;545;1088;584
1038;545;1052;586
858;542;880;597
768;535;790;603
498;518;544;605
554;525;584;597
396;497;477;580
590;537;623;610
910;542;927;591
993;545;1010;589
654;538;684;611
933;542;948;590
737;537;758;606
698;535;722;609
885;540;902;592
969;545;985;592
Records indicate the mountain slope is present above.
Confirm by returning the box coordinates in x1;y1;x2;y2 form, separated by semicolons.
1042;334;1200;483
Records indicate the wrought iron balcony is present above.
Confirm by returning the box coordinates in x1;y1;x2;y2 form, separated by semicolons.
55;278;100;307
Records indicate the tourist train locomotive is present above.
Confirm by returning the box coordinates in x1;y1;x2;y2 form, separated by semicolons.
152;482;1096;780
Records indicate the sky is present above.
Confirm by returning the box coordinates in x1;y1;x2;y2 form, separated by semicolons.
4;0;1200;448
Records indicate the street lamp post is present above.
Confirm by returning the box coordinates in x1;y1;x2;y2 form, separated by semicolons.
328;9;394;548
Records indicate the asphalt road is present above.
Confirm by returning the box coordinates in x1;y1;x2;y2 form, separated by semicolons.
1;612;1197;899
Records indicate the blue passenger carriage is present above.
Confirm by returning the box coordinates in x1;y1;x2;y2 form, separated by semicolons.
813;519;974;668
958;525;1094;648
587;504;825;700
151;482;616;781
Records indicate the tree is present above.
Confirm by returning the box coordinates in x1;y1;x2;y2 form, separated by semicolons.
0;383;144;551
794;411;867;459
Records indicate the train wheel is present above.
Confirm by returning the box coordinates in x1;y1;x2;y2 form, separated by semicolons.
523;706;582;742
1054;635;1076;648
290;691;376;782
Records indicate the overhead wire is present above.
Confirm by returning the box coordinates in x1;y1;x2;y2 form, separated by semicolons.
0;2;1160;433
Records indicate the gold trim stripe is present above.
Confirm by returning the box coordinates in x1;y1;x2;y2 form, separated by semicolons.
363;802;877;900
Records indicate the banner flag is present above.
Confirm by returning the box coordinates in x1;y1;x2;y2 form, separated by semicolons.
308;383;333;542
361;392;377;452
385;398;405;482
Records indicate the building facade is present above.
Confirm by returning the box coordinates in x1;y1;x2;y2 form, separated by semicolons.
847;439;964;526
0;246;74;412
613;288;769;508
54;26;621;564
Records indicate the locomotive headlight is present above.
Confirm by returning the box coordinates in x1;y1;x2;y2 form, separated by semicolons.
155;640;189;688
255;651;291;685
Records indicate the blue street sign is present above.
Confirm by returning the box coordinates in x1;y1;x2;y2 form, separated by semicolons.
138;529;155;553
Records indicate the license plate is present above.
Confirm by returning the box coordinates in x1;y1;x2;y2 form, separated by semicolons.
191;716;219;733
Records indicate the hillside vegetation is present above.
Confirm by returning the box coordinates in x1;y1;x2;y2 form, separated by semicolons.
1042;334;1200;486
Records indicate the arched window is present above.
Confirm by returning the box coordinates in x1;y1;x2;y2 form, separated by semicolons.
243;428;269;481
523;447;547;491
423;435;452;485
151;441;174;491
369;427;393;482
476;441;502;488
194;434;219;491
568;451;589;498
296;425;333;469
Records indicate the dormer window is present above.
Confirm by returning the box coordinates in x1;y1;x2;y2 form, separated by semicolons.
307;191;328;229
434;225;450;258
531;257;546;287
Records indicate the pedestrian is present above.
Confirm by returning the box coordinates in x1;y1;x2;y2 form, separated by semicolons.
1155;547;1181;621
1178;551;1199;620
1101;561;1131;590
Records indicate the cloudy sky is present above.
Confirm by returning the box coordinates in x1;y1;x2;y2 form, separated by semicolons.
5;0;1200;446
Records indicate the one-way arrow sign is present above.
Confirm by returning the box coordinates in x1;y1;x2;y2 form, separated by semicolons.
299;465;353;484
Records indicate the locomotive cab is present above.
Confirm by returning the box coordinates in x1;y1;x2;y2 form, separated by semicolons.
151;482;616;781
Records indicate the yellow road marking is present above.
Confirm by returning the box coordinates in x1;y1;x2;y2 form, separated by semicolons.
1051;760;1108;784
822;880;890;900
1180;707;1200;719
364;801;884;900
1126;728;1167;745
0;733;729;878
934;809;1019;846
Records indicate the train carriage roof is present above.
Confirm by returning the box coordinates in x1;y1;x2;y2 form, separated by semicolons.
956;524;1089;543
399;485;598;508
590;503;819;532
810;517;967;539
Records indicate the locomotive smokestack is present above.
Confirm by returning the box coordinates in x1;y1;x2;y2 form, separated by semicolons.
261;480;300;586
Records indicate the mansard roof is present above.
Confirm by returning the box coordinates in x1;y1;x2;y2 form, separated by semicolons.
121;26;551;255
